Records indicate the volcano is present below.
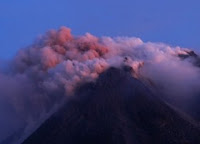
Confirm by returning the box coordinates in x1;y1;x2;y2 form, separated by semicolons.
1;27;200;144
22;67;200;144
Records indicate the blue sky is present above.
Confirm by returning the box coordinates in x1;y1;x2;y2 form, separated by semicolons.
0;0;200;58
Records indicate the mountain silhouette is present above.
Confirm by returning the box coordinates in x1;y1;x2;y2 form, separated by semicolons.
22;67;200;144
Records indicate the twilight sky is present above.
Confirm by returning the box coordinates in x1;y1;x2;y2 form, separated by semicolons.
0;0;200;59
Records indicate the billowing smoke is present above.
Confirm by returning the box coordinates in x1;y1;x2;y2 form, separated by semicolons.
0;26;200;143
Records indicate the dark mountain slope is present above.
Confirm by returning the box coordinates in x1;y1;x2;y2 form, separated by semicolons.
22;67;200;144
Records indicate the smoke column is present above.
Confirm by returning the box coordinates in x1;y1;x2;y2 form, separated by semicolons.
0;27;200;143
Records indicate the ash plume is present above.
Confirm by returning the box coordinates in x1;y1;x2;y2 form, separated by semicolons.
0;26;200;143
